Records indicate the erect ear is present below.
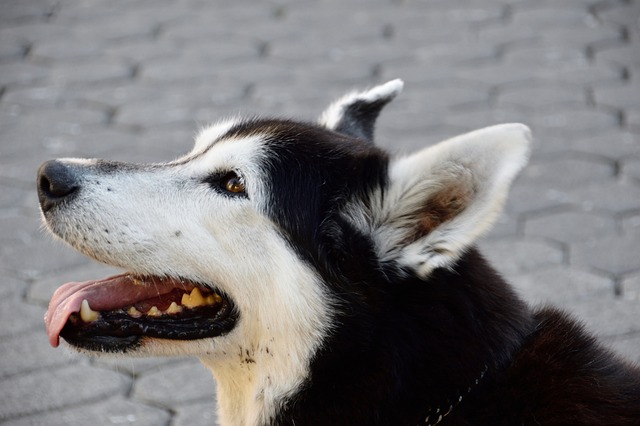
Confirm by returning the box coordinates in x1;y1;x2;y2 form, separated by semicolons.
319;79;403;143
352;123;531;278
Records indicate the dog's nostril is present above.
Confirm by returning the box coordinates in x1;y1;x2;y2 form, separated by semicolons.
37;160;80;211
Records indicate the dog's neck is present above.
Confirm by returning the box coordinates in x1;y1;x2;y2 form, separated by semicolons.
200;322;328;426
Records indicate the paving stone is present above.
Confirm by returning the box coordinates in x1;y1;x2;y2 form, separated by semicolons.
132;359;216;409
458;60;622;88
2;85;69;109
0;106;109;158
7;396;171;426
483;212;519;240
0;0;57;24
444;107;529;132
562;181;640;213
0;34;28;62
626;108;640;133
604;334;640;364
0;62;50;87
529;107;619;136
0;364;130;420
595;43;640;70
620;273;640;302
512;266;614;307
95;357;188;377
0;183;30;211
594;80;640;111
0;329;78;379
399;84;491;113
622;158;640;183
524;211;617;244
478;238;565;281
54;0;179;24
159;5;278;42
518;155;615;189
0;293;46;339
568;298;640;338
0;274;23;299
479;23;621;48
249;79;363;119
497;86;587;110
572;233;640;276
27;261;121;307
0;211;43;248
112;126;195;161
454;63;536;87
139;42;260;83
37;129;143;160
0;23;70;47
622;212;640;235
596;1;640;29
504;183;571;215
65;13;166;43
504;44;589;69
104;38;185;63
510;7;595;28
48;60;134;87
114;102;196;130
1;232;91;279
30;37;107;62
413;41;499;66
173;400;220;426
540;130;640;160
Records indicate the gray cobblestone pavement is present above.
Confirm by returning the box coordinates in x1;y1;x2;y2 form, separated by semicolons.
1;0;639;424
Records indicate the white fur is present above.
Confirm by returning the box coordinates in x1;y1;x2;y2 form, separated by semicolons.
46;133;334;426
319;79;404;130
345;123;531;278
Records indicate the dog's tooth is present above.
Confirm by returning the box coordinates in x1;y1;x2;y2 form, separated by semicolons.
80;299;99;323
182;287;206;308
146;306;162;317
166;302;183;314
128;306;142;318
181;293;190;306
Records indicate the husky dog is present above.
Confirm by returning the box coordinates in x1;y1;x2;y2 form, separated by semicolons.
38;80;640;425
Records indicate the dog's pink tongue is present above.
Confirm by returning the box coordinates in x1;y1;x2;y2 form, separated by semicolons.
45;274;182;348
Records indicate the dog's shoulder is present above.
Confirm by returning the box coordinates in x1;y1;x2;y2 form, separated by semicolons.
479;306;640;424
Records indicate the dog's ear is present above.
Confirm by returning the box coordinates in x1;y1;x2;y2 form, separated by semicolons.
354;124;531;278
319;79;403;143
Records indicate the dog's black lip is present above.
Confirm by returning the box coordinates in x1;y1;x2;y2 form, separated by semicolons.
59;290;239;353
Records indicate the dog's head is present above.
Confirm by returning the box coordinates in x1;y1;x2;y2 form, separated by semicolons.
38;79;530;422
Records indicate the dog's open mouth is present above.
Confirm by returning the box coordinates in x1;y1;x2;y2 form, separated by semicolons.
45;273;237;352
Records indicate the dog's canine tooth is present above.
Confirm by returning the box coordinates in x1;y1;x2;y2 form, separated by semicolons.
166;301;183;314
80;299;99;323
146;306;162;317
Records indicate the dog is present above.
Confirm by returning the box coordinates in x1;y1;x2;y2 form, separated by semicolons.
38;80;640;425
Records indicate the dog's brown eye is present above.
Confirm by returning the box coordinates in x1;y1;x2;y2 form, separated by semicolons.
223;173;245;194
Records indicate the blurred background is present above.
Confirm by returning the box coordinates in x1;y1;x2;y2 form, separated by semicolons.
1;0;639;424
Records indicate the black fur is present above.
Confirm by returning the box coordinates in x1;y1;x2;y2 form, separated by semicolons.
230;119;640;425
332;98;392;143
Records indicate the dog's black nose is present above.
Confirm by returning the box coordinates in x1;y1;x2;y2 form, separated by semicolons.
37;160;80;213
